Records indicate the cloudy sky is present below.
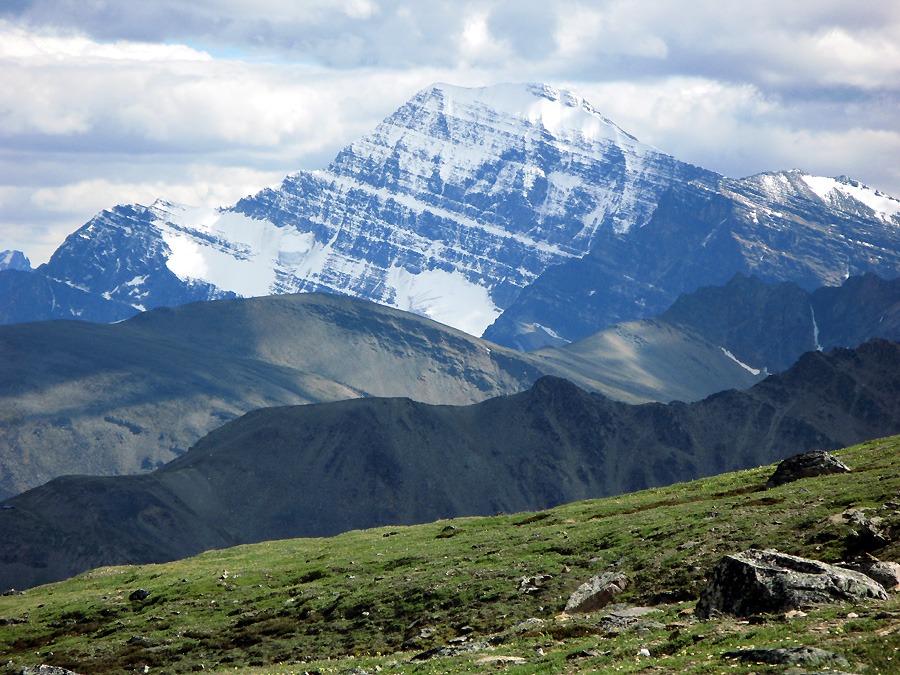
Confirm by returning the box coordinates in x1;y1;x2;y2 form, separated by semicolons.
2;1;899;264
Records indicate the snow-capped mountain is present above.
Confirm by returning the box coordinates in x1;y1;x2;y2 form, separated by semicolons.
3;83;900;343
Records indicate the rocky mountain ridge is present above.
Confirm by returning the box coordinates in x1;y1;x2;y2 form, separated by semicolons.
1;84;898;343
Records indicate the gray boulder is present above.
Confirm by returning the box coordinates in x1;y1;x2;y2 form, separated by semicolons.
696;549;887;618
837;557;900;590
564;572;628;613
766;450;850;488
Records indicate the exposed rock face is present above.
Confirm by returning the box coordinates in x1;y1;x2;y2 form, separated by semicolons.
564;572;628;613
695;549;888;618
765;450;852;488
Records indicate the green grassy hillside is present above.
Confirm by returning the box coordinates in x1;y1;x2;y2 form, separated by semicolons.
2;436;900;675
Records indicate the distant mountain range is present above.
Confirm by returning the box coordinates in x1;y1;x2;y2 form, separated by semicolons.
1;83;899;346
5;337;900;592
0;250;31;272
4;272;900;502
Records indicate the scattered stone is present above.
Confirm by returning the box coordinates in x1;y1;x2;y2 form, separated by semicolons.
695;549;888;618
723;646;848;667
2;589;25;596
608;607;660;618
474;656;526;665
518;574;552;594
436;525;459;538
0;617;27;625
566;648;610;659
339;669;370;675
126;635;154;647
410;641;492;661
784;609;808;619
564;572;628;613
128;589;151;602
491;617;545;643
766;450;850;488
836;556;900;590
21;667;86;675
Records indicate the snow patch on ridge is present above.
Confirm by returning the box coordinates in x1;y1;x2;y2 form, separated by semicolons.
802;174;900;222
720;347;761;375
153;200;311;297
385;265;501;336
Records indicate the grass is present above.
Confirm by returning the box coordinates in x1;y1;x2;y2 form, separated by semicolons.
2;436;900;674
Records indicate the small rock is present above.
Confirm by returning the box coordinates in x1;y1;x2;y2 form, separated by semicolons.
566;648;609;659
638;648;651;657
474;656;525;665
128;589;150;602
724;646;848;667
20;667;86;675
766;450;850;488
564;572;628;613
608;607;661;618
518;574;552;594
411;641;491;661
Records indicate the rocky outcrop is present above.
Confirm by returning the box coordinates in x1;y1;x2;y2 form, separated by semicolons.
765;450;851;488
695;549;888;618
564;572;628;613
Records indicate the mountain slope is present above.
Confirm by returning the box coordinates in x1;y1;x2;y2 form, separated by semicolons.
0;291;639;501
527;272;900;402
4;338;900;591
484;174;900;348
2;437;898;675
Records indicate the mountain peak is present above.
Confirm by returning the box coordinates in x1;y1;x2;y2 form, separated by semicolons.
0;250;32;272
416;82;641;146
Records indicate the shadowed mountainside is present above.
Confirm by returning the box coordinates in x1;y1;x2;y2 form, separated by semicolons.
4;338;900;591
5;273;900;501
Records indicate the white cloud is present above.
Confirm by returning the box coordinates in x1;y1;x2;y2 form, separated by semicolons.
1;1;899;264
